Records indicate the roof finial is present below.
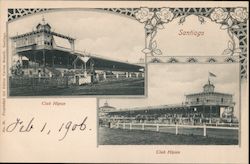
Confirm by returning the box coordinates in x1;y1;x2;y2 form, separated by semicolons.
104;100;108;106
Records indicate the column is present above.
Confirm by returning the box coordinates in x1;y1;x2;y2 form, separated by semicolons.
116;73;119;79
34;53;37;71
52;55;55;68
96;73;99;81
209;105;212;123
103;72;106;80
84;62;87;76
203;124;207;136
126;72;129;78
42;49;46;74
69;39;75;53
156;124;159;132
129;73;132;78
135;72;139;78
19;55;23;65
175;124;178;135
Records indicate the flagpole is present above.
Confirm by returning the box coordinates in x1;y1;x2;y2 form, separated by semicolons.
208;71;210;84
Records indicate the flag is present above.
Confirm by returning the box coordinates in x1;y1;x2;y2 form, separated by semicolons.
209;72;216;77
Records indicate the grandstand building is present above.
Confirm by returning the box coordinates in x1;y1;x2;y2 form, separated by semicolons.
10;18;144;85
99;79;237;124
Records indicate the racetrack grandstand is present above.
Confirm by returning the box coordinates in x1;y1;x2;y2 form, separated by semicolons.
9;19;145;96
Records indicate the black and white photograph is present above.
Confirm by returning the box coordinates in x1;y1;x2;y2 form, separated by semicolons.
98;63;240;145
8;10;145;96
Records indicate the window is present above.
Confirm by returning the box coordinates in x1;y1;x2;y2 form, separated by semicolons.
221;98;224;103
196;98;199;102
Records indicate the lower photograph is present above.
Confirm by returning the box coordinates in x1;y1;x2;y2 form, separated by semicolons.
98;63;240;145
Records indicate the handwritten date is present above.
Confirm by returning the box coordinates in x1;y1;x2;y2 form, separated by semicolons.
4;117;89;141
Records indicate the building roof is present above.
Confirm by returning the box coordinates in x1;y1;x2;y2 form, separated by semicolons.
10;30;75;41
106;80;234;114
99;101;116;110
186;80;232;96
108;103;186;113
36;23;51;30
185;92;233;97
73;50;144;72
10;18;75;40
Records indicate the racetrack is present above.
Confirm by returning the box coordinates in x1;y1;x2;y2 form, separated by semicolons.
98;127;238;145
9;78;145;96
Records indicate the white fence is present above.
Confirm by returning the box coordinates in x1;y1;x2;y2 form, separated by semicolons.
111;122;239;138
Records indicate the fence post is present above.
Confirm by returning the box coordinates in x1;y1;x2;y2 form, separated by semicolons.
142;124;144;130
123;122;125;129
203;124;206;137
156;124;159;132
175;124;178;135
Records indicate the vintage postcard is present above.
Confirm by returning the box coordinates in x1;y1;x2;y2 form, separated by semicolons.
0;1;248;163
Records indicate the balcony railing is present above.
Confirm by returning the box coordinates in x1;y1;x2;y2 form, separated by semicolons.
16;44;36;52
186;101;234;106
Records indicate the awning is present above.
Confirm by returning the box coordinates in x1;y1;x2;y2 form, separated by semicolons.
53;35;71;49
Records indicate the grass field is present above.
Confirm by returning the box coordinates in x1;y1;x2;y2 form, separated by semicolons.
98;127;238;145
10;78;144;96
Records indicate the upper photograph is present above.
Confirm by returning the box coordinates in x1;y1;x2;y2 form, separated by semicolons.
8;10;145;96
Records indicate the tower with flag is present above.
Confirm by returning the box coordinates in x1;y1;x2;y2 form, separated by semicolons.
100;73;236;125
209;72;216;77
208;71;216;83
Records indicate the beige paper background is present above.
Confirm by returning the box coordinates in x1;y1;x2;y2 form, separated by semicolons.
0;1;248;163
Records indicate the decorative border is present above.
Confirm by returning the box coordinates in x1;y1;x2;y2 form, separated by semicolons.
7;8;138;21
147;56;239;64
8;8;52;21
7;7;248;79
133;7;248;79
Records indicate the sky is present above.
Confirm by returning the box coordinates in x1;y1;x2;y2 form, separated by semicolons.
100;64;240;118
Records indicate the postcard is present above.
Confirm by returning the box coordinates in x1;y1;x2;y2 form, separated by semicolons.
0;1;248;163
